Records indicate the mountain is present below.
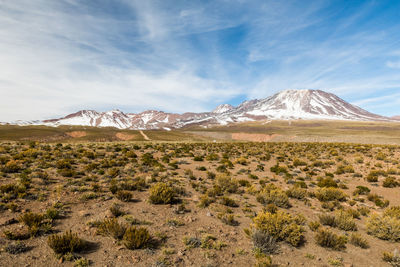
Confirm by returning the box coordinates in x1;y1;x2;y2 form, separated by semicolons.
212;104;234;114
6;89;392;129
391;116;400;120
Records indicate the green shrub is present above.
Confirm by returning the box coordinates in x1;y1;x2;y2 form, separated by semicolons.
48;231;86;255
315;228;347;250
253;210;305;247
353;186;370;196
123;226;151;249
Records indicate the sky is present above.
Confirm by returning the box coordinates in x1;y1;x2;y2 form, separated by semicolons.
1;0;400;121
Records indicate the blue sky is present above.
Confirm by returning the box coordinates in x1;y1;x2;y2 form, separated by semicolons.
1;0;400;120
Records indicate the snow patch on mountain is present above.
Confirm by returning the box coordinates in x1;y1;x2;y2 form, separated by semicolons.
7;89;392;129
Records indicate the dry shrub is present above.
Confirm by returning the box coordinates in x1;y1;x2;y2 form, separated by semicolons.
48;231;86;255
286;186;307;200
367;206;400;241
315;228;347;250
96;218;126;240
252;229;279;254
315;187;347;202
123;226;151;249
257;184;290;208
349;233;369;249
149;182;177;204
253;210;305;247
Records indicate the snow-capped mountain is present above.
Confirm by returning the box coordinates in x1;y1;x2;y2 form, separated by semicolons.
6;89;392;129
212;104;234;114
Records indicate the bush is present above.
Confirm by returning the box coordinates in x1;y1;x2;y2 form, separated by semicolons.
366;170;386;182
109;203;125;217
96;218;126;240
383;177;399;188
383;250;400;267
317;177;337;188
252;210;305;247
333;210;357;231
252;229;279;254
220;213;239;226
367;208;400;241
215;175;238;194
308;221;321;231
116;190;132;202
148;182;177;204
19;212;46;236
3;160;21;173
256;184;290;208
315;187;347;202
315;228;347;250
220;196;238;207
353;186;370;196
349;233;369;249
123;226;151;249
183;236;201;248
286;186;307;200
48;231;86;255
46;208;61;221
319;214;336;227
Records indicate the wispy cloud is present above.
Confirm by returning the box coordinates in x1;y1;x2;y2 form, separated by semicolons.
0;0;400;120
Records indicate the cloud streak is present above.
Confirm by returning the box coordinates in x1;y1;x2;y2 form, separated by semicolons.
0;0;400;120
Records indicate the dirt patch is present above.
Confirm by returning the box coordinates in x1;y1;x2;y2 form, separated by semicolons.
66;131;87;138
115;132;137;141
231;132;281;142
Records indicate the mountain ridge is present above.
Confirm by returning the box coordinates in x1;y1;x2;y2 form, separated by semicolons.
3;89;393;129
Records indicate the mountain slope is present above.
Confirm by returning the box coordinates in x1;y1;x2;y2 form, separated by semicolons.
7;89;392;129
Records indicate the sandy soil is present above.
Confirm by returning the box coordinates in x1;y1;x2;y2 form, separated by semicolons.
231;133;281;142
66;131;87;138
115;133;137;141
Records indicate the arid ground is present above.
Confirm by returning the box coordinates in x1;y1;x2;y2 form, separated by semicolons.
1;123;400;266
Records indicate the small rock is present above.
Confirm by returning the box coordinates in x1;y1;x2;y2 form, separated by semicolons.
177;250;185;256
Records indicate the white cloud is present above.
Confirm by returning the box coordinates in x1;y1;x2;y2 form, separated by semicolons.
0;1;242;121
